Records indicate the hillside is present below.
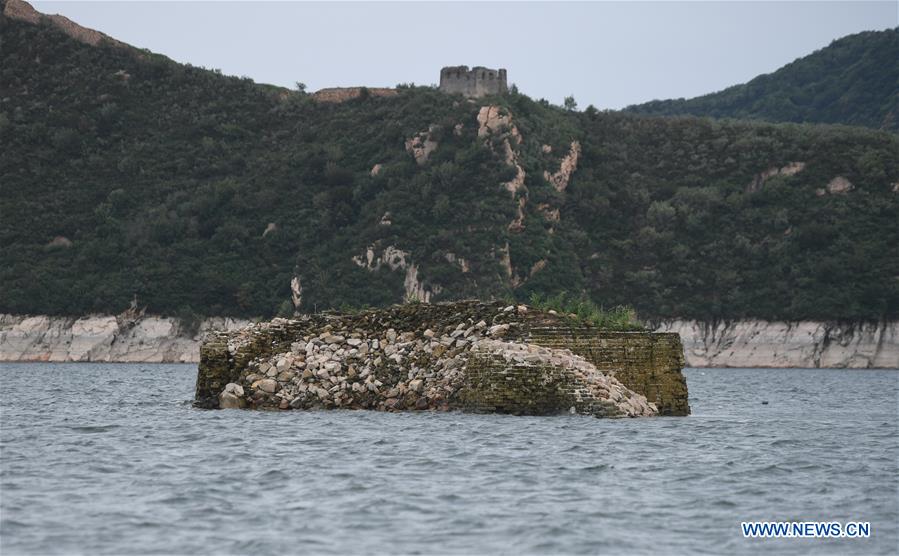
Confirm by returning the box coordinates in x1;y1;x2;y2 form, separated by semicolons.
2;1;898;323
626;28;899;131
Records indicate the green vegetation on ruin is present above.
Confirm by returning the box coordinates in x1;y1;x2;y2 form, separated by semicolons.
2;16;898;322
527;294;643;331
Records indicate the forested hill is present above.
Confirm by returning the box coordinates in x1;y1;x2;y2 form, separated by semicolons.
2;1;898;324
626;28;899;131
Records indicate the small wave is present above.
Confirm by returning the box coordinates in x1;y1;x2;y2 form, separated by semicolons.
3;363;897;555
769;438;801;447
580;464;613;472
66;424;119;433
153;494;192;505
257;469;290;481
87;465;119;474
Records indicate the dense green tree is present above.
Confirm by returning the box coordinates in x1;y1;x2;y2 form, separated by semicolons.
627;28;899;132
1;16;897;323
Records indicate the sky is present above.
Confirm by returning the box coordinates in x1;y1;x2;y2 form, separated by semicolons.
33;1;898;109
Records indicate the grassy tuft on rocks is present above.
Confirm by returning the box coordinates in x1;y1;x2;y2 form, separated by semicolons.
529;293;644;331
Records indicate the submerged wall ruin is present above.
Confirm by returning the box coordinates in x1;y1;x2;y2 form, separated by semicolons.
194;301;690;417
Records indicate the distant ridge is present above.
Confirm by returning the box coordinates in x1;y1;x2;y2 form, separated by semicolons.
626;28;899;132
2;0;127;48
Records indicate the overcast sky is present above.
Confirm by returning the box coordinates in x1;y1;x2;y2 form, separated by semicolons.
33;1;898;109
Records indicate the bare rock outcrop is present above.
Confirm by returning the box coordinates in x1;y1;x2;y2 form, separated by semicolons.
46;236;72;248
290;277;303;309
497;242;516;286
3;0;40;23
477;106;521;144
747;161;806;193
444;252;470;273
476;106;527;232
5;0;126;48
537;203;560;222
352;245;441;303
528;259;547;277
543;141;581;192
828;176;854;194
405;126;439;165
817;176;854;195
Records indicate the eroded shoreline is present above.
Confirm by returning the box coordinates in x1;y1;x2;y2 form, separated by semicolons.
1;313;896;369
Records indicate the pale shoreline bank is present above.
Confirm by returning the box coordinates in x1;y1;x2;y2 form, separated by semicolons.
1;313;896;368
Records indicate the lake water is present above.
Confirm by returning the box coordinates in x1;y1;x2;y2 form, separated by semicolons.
0;363;896;555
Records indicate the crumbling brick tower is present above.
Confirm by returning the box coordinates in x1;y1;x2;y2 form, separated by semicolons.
439;66;508;98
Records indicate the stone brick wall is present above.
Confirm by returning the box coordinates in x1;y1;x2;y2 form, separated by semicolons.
457;353;628;417
195;318;319;408
439;66;508;98
194;301;689;416
515;326;690;416
311;87;398;103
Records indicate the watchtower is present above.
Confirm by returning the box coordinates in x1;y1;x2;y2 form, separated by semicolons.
439;66;508;98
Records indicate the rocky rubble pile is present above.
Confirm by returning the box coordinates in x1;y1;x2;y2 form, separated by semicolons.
216;304;658;418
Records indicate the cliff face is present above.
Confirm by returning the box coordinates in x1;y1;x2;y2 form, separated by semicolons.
2;314;896;369
0;314;249;363
658;320;899;369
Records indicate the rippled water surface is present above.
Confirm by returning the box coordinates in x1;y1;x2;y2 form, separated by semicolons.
1;363;897;555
